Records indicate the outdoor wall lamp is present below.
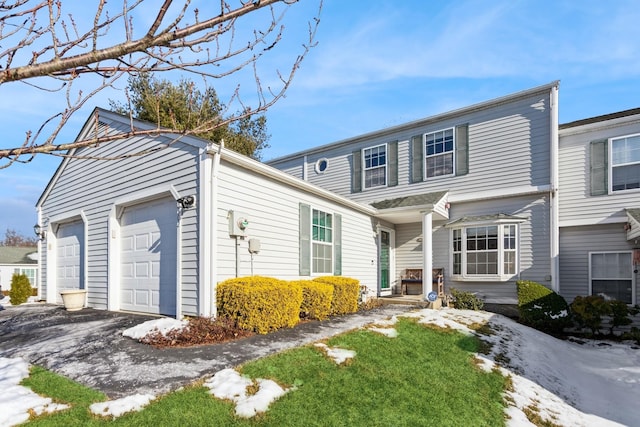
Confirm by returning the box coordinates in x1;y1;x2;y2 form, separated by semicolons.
177;195;196;209
33;224;46;240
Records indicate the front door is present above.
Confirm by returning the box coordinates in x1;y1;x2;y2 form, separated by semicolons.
379;229;393;296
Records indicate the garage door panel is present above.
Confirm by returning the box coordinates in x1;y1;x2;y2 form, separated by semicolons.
120;198;177;316
56;221;84;299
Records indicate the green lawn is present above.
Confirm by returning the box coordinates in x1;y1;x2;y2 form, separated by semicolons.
22;318;506;426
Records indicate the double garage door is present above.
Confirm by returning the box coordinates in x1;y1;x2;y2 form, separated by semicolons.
120;198;177;316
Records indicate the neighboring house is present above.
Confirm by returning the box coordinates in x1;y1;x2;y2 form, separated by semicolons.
558;108;640;306
36;109;379;317
269;81;560;304
0;246;38;294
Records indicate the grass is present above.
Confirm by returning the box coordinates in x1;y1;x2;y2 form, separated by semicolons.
22;318;507;426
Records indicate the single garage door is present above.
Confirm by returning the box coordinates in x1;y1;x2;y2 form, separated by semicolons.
56;221;84;300
120;197;177;315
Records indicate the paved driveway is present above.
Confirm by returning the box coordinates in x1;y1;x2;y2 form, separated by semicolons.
0;303;414;399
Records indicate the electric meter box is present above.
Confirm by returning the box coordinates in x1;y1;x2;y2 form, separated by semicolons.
228;210;250;237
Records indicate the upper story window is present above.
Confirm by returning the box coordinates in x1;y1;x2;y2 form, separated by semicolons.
363;144;387;189
425;128;454;178
611;134;640;192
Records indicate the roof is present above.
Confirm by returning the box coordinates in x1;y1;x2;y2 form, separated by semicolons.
445;213;528;227
268;81;560;164
627;208;640;224
371;191;448;210
559;108;640;130
0;247;38;265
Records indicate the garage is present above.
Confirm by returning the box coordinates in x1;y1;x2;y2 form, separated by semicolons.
120;197;177;316
56;220;84;300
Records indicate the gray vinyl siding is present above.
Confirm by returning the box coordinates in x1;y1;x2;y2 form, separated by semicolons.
269;157;305;180
270;90;552;205
39;115;202;315
559;118;640;225
392;194;550;302
215;161;378;290
559;224;637;304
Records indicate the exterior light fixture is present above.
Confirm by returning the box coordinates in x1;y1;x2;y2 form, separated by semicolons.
33;224;46;240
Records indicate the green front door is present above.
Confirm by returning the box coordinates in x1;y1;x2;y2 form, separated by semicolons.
379;230;391;296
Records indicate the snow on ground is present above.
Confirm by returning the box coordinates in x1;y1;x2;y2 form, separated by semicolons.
122;318;188;340
313;343;356;364
1;309;639;426
0;357;68;427
89;394;155;419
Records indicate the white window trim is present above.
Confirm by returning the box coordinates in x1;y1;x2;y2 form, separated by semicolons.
608;132;640;194
424;127;456;181
449;222;520;282
311;207;334;275
588;251;635;305
362;143;388;190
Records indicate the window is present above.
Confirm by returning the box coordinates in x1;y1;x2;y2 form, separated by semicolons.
611;134;640;192
312;209;333;274
425;128;454;178
590;252;633;304
450;224;518;280
363;144;386;189
315;158;328;174
13;267;37;287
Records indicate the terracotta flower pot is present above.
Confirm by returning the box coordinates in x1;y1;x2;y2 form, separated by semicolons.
60;289;87;311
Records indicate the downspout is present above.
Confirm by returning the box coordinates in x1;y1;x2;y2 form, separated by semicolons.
422;212;433;300
549;84;560;292
209;140;223;317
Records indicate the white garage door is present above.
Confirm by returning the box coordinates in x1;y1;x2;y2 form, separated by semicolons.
120;197;177;315
56;221;84;299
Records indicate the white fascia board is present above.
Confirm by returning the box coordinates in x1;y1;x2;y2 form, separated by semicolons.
559;114;640;138
447;185;552;204
210;147;378;217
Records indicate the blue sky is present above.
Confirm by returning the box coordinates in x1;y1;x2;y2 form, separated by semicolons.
2;0;640;237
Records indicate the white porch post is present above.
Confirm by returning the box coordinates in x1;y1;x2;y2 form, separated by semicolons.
422;212;433;300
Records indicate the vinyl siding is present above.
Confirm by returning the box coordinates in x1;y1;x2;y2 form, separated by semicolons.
559;224;637;304
215;161;378;290
559;118;640;225
270;90;552;206
39;116;202;315
393;194;551;303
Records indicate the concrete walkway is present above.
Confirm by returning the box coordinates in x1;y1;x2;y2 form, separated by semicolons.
0;303;416;399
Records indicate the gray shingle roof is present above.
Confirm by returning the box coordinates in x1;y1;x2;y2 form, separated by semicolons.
371;191;448;210
0;247;38;264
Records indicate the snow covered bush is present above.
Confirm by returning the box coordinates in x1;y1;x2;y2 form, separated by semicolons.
517;280;571;333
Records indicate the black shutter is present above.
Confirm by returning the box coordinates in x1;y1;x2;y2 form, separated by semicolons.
455;124;469;176
410;135;424;183
351;149;362;193
590;139;608;196
388;140;398;187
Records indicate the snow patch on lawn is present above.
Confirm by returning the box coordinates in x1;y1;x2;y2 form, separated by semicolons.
314;343;356;364
204;368;289;418
89;393;155;419
0;357;68;427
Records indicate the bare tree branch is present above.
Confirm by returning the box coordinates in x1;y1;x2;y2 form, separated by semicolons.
0;0;322;167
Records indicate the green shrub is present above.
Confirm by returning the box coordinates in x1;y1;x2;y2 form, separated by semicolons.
517;280;571;333
570;295;609;335
295;280;333;320
9;273;32;305
313;276;359;315
450;288;484;310
216;276;303;334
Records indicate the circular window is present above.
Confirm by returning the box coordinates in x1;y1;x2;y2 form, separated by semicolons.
315;158;329;174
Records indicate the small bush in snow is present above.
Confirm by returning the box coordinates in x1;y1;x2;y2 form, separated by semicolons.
450;288;484;310
571;295;638;336
9;273;32;305
517;280;571;333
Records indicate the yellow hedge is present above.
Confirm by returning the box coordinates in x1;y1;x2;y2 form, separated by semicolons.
217;276;303;334
313;276;359;315
293;280;333;321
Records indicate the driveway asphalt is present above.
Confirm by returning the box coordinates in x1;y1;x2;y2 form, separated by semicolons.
0;303;416;399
